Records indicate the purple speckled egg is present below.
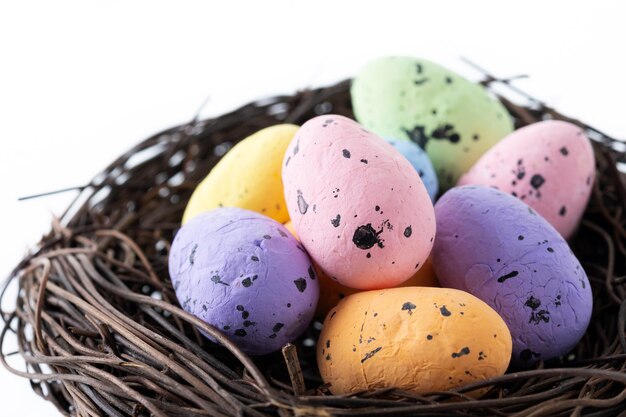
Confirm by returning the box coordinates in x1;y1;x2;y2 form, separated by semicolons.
432;186;592;366
168;207;319;355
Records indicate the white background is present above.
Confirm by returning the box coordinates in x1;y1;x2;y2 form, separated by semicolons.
1;1;625;415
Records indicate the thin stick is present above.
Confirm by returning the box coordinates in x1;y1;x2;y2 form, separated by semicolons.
282;344;306;396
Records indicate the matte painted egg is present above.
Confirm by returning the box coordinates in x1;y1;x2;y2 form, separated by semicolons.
282;115;436;290
182;124;299;224
432;186;592;365
318;287;512;395
351;56;514;188
386;138;438;201
458;120;595;238
169;208;319;355
283;221;439;318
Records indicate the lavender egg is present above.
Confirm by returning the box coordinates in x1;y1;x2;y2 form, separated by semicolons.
432;186;592;366
168;207;319;355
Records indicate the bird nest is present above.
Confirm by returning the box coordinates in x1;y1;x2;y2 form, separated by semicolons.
1;68;626;417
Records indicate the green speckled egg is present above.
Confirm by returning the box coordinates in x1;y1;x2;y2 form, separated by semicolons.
351;57;514;189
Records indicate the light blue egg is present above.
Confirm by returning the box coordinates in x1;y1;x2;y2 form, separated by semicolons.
386;138;439;201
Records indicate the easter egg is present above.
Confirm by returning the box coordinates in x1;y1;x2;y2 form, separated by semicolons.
182;124;299;224
317;287;512;395
432;186;592;365
283;221;439;318
351;56;514;188
282;115;436;290
386;138;438;201
458;120;595;238
169;207;319;355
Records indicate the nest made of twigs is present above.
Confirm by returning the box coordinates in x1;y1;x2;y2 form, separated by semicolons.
2;68;626;417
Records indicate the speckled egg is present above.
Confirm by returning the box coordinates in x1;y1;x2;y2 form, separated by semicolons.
458;120;595;238
282;115;436;290
386;138;438;201
432;186;592;365
317;287;512;395
182;124;299;224
351;56;514;188
283;221;439;318
169;208;319;355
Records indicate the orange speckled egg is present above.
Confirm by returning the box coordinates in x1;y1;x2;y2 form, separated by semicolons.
317;287;512;395
284;221;439;318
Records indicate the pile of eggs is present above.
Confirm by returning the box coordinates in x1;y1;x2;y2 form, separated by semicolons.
168;56;596;395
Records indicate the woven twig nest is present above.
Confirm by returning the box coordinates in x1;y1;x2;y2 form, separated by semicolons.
1;74;626;417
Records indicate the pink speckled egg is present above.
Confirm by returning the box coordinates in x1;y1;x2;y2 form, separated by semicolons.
459;121;595;238
282;115;436;290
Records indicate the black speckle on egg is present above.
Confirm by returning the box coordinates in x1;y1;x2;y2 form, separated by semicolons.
426;334;433;340
360;159;368;164
297;190;309;214
360;347;382;363
402;302;416;315
451;347;470;358
273;323;284;332
366;253;371;258
234;329;247;337
525;296;541;310
331;214;341;228
547;247;554;253
352;224;383;250
497;270;519;283
440;306;451;316
559;206;567;216
529;309;550;325
431;124;461;144
189;244;198;265
404;226;412;238
223;325;231;330
308;266;316;280
251;256;259;262
242;277;253;287
560;147;569;156
342;149;351;158
326;340;330;348
530;174;545;189
518;235;524;241
294;278;307;292
243;320;256;327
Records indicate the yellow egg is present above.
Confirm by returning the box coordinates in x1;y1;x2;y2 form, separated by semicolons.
284;221;439;319
317;287;512;395
182;124;299;224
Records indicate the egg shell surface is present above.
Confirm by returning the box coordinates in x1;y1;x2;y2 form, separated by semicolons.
169;207;319;355
182;124;299;224
458;120;595;238
351;56;514;188
386;138;439;201
432;186;592;365
282;115;436;290
283;221;439;318
317;287;512;395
